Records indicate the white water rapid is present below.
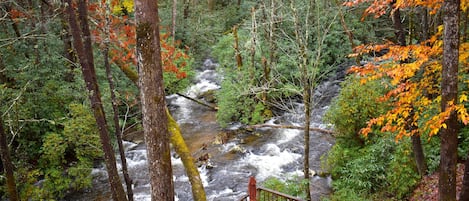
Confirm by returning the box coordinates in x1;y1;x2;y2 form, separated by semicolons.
65;59;339;201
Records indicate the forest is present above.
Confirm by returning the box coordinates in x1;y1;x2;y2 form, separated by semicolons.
0;0;468;201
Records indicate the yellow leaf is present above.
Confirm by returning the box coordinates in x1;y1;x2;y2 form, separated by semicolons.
442;123;447;129
460;94;468;103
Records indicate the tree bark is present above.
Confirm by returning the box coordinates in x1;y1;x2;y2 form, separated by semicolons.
439;0;460;200
207;0;214;11
102;1;134;199
172;0;177;42
0;116;19;201
110;40;207;201
64;1;128;200
135;0;175;200
59;5;77;82
411;135;427;176
391;1;406;46
233;25;243;69
250;7;257;83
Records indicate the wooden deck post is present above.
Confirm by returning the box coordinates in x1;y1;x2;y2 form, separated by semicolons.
249;176;257;201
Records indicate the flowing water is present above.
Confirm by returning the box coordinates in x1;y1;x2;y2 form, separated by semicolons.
65;59;340;201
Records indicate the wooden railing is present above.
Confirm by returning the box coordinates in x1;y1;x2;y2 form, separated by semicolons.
238;177;306;201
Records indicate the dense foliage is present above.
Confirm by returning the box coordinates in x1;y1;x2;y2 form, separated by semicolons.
0;0;193;199
1;0;468;200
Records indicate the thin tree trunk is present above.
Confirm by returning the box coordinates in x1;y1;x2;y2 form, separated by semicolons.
391;4;428;177
411;135;427;176
176;92;217;110
391;1;406;46
103;1;134;200
172;0;177;42
302;78;312;201
439;0;460;200
183;0;190;19
292;1;311;199
250;7;257;83
60;8;77;82
135;0;175;199
233;25;243;69
0;116;19;201
65;1;128;200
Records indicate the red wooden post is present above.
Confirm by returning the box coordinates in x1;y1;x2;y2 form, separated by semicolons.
249;176;257;201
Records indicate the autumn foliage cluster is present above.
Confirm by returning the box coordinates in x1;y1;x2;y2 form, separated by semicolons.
346;0;469;140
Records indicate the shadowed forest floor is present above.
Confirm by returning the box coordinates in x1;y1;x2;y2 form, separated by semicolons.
410;164;464;201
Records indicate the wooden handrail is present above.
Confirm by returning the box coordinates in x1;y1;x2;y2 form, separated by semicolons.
238;177;305;201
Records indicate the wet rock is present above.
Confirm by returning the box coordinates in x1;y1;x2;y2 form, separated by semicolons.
197;89;217;103
228;145;246;154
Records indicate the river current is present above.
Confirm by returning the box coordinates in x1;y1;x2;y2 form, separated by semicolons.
65;59;340;201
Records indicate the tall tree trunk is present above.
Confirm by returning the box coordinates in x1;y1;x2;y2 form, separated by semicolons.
111;53;207;201
439;0;460;200
0;116;19;201
102;1;134;200
60;10;77;82
64;1;128;200
135;0;175;200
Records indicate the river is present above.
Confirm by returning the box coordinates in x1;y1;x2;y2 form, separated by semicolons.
64;59;340;201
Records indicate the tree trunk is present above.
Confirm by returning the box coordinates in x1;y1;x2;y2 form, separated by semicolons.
135;0;175;200
292;1;312;199
167;109;207;201
172;0;177;42
102;1;134;199
207;0;214;11
460;156;469;200
110;44;207;201
391;5;428;177
59;5;77;82
0;116;19;201
391;2;406;46
65;1;128;201
411;135;427;176
439;0;460;200
233;25;243;69
250;7;257;83
302;82;312;201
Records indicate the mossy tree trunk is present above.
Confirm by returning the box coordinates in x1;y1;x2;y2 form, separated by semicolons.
167;109;207;201
65;1;128;200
